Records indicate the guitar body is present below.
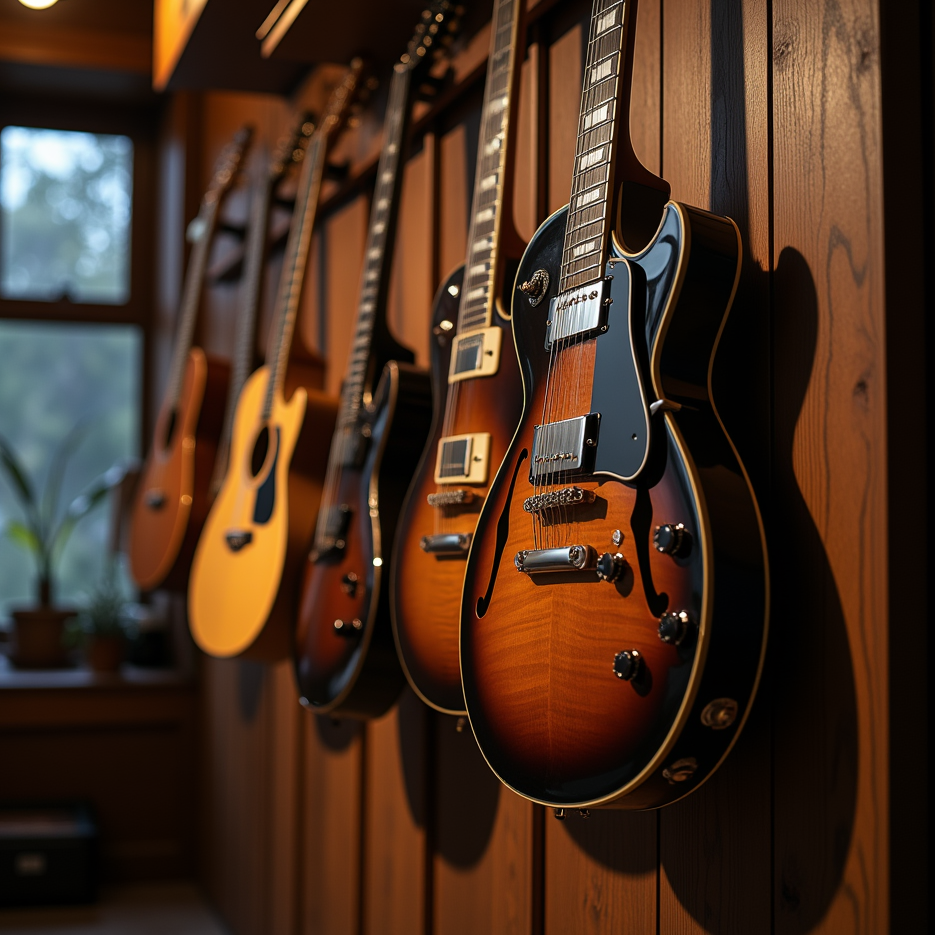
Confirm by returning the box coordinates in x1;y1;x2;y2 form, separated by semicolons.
188;365;337;660
460;203;768;809
129;347;229;592
391;267;523;713
295;361;432;717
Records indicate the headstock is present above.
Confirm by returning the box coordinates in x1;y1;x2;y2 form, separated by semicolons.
204;125;253;206
270;113;317;180
319;58;369;142
400;1;462;72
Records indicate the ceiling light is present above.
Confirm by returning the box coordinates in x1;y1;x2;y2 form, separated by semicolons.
19;0;60;9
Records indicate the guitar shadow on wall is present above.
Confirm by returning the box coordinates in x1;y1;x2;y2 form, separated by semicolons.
566;1;858;927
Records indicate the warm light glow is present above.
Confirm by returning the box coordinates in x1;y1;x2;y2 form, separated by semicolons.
19;0;60;9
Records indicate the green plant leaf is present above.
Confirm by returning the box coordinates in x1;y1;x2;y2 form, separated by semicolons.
0;432;37;510
4;519;40;555
41;420;91;540
50;463;126;561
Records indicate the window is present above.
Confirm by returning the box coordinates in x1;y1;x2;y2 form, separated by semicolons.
1;126;133;305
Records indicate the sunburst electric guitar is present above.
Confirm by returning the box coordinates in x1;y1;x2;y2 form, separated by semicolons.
188;70;366;660
391;0;528;715
129;128;251;592
293;3;459;717
460;0;768;809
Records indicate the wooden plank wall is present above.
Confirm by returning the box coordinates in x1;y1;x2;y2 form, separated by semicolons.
165;0;921;930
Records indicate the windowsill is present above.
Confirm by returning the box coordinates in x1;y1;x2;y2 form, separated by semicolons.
0;651;194;691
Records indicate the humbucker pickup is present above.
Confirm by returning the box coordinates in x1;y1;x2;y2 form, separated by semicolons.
448;327;502;383
530;414;600;482
546;278;610;347
434;433;491;485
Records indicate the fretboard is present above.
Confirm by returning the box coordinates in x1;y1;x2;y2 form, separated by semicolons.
457;0;524;333
338;64;412;427
261;132;327;421
164;195;221;409
558;0;632;293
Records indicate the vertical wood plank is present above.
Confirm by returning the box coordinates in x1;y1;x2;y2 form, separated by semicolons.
386;147;433;367
544;811;657;935
772;0;888;933
547;23;582;213
362;690;428;935
513;43;539;244
658;0;773;930
322;196;369;396
439;123;470;278
300;714;363;935
433;716;534;935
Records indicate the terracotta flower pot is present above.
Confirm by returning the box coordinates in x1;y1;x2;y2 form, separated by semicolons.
10;607;75;669
86;635;125;673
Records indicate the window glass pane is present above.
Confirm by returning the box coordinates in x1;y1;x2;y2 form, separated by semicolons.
0;127;133;304
0;322;140;622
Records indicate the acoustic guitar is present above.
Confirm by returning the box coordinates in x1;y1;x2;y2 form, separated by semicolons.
188;69;365;660
391;0;528;715
460;0;768;809
293;3;459;718
129;128;252;592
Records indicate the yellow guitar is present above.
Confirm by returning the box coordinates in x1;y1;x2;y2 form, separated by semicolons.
188;65;364;659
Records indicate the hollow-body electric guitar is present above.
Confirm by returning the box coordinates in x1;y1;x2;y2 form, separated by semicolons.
460;0;768;809
129;128;251;592
294;4;458;718
188;73;366;660
391;0;528;715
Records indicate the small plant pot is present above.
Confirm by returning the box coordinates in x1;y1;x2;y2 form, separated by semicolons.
86;635;125;673
10;608;75;669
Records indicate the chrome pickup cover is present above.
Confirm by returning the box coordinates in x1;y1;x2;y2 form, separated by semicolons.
530;413;600;482
546;278;610;347
420;533;472;555
514;545;596;574
522;486;595;514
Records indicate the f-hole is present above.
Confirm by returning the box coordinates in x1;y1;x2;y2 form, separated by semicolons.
162;408;178;450
250;426;270;478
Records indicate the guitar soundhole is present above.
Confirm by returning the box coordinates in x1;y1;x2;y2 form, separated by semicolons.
162;409;178;450
251;426;270;478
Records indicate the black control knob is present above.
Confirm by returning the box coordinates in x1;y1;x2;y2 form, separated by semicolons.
653;523;689;556
596;552;626;582
612;649;642;681
658;611;691;645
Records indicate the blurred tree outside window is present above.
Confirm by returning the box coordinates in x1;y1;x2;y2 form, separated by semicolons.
1;126;133;304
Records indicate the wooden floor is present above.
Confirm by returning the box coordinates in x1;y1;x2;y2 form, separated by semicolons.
0;884;229;935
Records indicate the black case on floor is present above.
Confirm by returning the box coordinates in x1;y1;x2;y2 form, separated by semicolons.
0;804;97;906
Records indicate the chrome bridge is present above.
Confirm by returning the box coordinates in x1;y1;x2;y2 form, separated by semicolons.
514;545;596;574
523;486;595;515
427;489;475;508
530;414;600;482
420;533;472;555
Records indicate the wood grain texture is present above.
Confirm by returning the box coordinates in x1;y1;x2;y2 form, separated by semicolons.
547;22;582;213
434;716;535;935
772;0;888;933
363;691;428;935
300;714;363;935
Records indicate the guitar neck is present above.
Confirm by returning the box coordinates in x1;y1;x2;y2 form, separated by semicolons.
558;0;639;293
262;132;328;419
338;64;413;427
163;198;220;409
457;0;526;334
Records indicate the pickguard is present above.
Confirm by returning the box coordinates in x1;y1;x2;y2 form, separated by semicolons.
253;427;280;524
590;257;652;481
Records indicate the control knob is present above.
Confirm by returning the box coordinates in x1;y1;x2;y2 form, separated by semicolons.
653;523;689;556
612;650;643;681
658;611;691;645
596;552;626;582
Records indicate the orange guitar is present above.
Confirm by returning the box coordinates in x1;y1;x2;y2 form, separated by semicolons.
128;128;251;592
188;67;366;660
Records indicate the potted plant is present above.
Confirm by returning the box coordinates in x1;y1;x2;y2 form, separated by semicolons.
0;427;124;668
78;562;128;672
